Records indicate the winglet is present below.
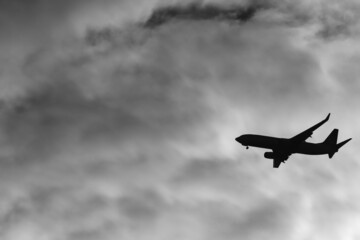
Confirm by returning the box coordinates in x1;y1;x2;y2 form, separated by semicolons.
325;113;330;121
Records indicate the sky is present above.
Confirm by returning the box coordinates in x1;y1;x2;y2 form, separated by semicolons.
0;0;360;239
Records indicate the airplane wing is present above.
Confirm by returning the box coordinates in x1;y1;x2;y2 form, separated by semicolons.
271;113;330;168
272;151;290;168
289;113;330;145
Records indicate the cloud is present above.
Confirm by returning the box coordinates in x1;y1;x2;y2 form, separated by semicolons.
0;0;360;240
143;2;267;28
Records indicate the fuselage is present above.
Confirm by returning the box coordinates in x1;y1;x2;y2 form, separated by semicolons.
235;134;330;155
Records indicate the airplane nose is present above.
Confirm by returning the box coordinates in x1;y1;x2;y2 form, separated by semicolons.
235;136;243;143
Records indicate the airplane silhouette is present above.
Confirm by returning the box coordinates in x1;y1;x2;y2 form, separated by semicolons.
235;113;352;168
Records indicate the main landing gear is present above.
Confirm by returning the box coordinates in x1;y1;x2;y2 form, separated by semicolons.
246;146;249;149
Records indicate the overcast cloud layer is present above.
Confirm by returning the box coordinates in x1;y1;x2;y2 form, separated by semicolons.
0;0;360;239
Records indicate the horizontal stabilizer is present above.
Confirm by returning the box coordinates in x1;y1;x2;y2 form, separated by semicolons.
337;138;352;150
328;137;352;159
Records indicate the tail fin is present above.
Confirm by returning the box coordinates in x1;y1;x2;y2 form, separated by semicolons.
323;129;338;147
324;129;351;158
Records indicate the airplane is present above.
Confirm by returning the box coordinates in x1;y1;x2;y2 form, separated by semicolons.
235;113;352;168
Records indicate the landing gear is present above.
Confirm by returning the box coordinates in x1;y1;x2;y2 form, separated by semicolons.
246;146;249;149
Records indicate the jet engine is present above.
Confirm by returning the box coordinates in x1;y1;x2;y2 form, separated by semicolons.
264;152;289;162
264;152;274;159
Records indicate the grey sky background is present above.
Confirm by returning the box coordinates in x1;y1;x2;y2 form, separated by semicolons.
0;0;359;239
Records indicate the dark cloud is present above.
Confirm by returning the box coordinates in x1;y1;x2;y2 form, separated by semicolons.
314;2;360;40
143;2;269;28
